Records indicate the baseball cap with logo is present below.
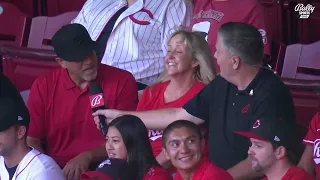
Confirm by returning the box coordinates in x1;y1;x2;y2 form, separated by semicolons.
235;117;296;149
81;158;129;180
51;23;97;62
0;97;30;132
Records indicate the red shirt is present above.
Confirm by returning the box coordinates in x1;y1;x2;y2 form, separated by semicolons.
303;112;320;177
136;81;205;157
143;166;173;180
174;158;233;180
27;65;138;167
191;0;269;72
262;166;315;180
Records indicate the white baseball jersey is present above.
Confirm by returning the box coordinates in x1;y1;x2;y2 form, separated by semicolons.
72;0;192;81
0;148;64;180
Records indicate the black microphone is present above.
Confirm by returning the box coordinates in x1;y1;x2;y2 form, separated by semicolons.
89;82;108;136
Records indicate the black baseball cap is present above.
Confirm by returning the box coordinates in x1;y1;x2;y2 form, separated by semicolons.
81;158;129;180
0;97;30;131
51;23;97;62
0;73;30;131
235;117;296;149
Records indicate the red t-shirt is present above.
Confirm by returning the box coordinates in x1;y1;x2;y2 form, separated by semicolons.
27;65;138;167
303;112;320;177
191;0;269;72
143;166;173;180
136;81;206;157
262;166;315;180
174;158;233;180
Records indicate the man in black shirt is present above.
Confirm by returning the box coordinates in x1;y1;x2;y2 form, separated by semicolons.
92;22;296;180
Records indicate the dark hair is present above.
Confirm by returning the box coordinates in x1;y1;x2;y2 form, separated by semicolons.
218;22;264;66
162;120;202;148
108;115;159;180
271;143;296;165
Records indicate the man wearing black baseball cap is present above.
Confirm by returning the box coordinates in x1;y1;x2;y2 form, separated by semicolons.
26;23;138;179
236;118;315;180
0;73;64;180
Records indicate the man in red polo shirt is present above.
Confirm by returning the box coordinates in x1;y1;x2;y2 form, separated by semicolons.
162;120;234;180
191;0;269;71
298;112;320;178
26;24;138;180
236;117;315;180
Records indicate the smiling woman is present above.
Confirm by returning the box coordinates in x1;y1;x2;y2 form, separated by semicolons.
103;115;172;180
136;30;216;169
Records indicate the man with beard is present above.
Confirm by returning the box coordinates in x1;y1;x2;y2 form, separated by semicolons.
236;117;315;180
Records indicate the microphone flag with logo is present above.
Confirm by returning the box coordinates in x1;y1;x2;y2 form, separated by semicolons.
89;82;108;136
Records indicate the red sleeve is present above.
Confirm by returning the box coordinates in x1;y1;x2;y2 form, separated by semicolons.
115;72;138;111
247;3;270;55
303;112;320;146
209;169;234;180
136;87;151;111
27;78;46;140
146;167;172;180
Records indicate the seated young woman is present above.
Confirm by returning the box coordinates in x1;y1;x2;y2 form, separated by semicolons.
136;30;216;168
96;115;172;180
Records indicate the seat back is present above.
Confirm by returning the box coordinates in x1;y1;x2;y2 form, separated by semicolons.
281;41;320;80
2;54;59;92
0;2;30;47
46;0;85;16
27;11;79;50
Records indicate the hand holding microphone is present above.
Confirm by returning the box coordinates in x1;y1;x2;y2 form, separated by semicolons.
89;82;108;136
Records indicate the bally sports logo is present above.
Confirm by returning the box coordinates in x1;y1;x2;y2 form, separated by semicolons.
90;93;105;108
295;3;315;19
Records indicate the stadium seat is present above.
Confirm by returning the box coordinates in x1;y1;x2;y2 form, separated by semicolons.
281;41;320;80
0;2;31;47
27;11;79;50
0;45;58;92
45;0;85;16
280;41;320;143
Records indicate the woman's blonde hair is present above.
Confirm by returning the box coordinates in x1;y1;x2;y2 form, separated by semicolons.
155;29;216;84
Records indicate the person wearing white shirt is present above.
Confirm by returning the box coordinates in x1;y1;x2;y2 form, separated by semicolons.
72;0;192;88
0;74;64;180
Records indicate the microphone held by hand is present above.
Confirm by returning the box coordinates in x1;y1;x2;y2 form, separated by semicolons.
89;82;108;136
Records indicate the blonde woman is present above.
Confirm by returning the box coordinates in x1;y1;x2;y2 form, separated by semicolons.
136;30;216;169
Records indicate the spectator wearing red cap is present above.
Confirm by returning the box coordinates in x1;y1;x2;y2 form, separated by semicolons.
26;23;138;180
236;117;315;180
162;120;234;180
298;112;320;178
137;30;215;169
191;0;269;71
102;115;172;180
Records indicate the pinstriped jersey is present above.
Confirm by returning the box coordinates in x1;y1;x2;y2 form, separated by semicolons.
72;0;192;81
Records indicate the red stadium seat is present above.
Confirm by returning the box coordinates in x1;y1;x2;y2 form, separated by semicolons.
46;0;85;16
0;2;31;47
27;11;79;50
281;41;320;80
0;45;59;92
280;41;320;143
